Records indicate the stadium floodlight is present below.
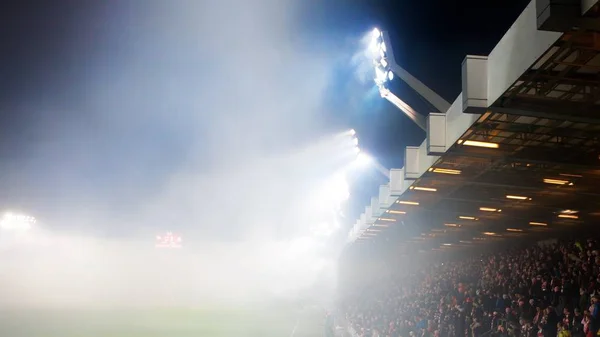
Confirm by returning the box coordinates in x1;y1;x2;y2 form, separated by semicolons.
367;29;426;131
369;28;451;114
0;212;36;231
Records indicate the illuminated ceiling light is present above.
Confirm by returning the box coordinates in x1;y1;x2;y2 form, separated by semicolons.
462;140;499;149
349;129;356;136
372;224;389;228
397;200;419;206
378;217;396;222
444;223;459;227
506;228;523;232
413;186;437;192
479;207;502;212
558;214;579;219
483;232;497;236
506;195;530;200
386;210;406;215
366;228;383;232
432;168;461;175
353;146;361;154
380;59;388;68
459;216;477;220
459;240;472;244
559;173;582;178
561;209;578;214
543;178;570;185
352;137;359;146
442;243;452;246
387;70;394;81
529;221;547;226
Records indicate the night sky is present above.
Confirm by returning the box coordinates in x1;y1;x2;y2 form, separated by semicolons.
0;0;531;233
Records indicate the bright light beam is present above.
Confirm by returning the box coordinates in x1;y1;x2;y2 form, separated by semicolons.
0;212;36;231
350;152;389;179
354;153;372;168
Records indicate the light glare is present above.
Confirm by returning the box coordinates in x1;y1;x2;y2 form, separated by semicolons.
354;153;372;167
372;28;381;39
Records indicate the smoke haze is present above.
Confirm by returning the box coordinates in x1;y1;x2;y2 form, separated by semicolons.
0;0;349;311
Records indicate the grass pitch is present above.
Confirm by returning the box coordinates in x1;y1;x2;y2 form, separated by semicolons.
0;303;325;337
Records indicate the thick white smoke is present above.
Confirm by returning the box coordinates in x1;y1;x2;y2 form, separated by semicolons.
0;0;351;311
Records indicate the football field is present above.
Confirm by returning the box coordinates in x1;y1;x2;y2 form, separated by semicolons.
0;304;325;337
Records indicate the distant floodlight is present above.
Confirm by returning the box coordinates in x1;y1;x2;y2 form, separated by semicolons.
155;232;182;248
387;71;394;81
0;212;36;231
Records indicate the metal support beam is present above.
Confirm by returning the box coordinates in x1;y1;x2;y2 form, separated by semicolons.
489;106;600;124
446;145;600;169
379;88;426;131
382;31;452;113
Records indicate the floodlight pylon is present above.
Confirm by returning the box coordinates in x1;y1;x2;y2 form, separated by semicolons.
379;31;451;113
379;88;426;131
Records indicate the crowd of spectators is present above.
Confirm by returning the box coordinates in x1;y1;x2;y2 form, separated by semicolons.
344;239;600;337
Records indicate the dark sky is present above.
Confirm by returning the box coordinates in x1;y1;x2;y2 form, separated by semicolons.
0;0;531;234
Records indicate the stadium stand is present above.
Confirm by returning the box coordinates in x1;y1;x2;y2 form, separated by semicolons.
342;1;600;337
344;239;600;337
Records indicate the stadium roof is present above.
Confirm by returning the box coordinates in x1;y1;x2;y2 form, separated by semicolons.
349;0;600;252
